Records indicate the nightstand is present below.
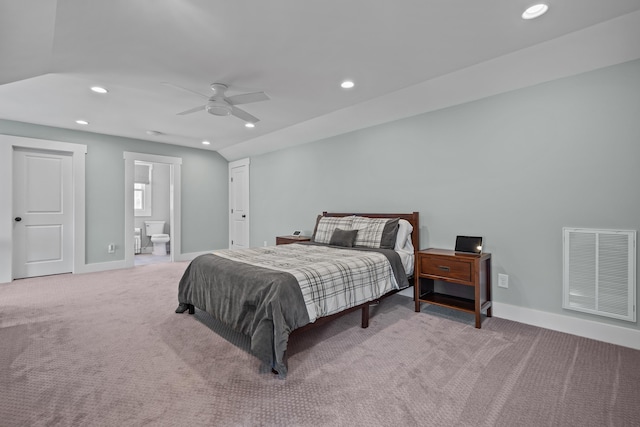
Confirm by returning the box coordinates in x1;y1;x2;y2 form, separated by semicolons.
414;248;492;328
276;235;311;245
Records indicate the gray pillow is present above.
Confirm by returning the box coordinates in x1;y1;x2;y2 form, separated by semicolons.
379;218;400;249
329;228;358;247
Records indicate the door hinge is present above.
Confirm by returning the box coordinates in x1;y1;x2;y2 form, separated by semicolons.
231;208;234;214
230;177;234;182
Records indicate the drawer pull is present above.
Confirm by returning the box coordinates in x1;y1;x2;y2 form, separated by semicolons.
438;265;450;272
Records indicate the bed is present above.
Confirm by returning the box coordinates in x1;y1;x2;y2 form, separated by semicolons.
176;212;419;377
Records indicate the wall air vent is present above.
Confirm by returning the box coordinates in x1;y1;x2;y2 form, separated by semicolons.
563;228;636;322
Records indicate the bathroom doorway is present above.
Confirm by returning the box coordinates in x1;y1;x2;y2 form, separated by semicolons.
123;152;182;268
134;161;171;266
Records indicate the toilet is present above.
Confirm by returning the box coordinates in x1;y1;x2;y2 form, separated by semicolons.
144;221;170;256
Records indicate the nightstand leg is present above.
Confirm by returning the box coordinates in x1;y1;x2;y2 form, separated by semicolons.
475;284;481;328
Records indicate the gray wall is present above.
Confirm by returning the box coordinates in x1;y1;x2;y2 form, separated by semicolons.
250;58;640;331
0;120;229;263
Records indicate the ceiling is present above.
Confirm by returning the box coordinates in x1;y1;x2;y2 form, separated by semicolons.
2;1;640;161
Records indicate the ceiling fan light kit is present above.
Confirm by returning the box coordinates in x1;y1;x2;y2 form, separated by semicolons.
206;99;233;116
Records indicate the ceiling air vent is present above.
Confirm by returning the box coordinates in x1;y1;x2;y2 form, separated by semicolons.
563;228;636;322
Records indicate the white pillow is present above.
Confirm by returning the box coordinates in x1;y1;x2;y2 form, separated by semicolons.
394;219;413;251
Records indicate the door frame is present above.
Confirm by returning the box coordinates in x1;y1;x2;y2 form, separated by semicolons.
0;135;87;283
228;157;250;249
123;151;182;267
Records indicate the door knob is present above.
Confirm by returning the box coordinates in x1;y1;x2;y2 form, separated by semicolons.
242;214;246;218
14;217;22;222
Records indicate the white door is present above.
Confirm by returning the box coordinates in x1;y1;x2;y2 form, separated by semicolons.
229;158;250;249
13;148;73;278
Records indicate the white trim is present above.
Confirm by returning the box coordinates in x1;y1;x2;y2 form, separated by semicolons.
123;152;182;268
54;251;205;277
0;135;86;283
173;250;213;262
80;260;128;274
124;152;183;165
492;302;640;350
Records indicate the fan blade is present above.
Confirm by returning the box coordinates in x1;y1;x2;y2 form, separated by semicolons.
231;106;260;123
227;92;269;105
161;82;209;99
177;105;205;115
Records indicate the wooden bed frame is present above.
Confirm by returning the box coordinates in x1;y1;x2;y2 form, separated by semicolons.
291;211;420;335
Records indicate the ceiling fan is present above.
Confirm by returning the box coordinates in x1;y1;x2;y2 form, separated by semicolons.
163;82;270;124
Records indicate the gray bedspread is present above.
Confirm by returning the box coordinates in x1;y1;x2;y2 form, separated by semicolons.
177;243;409;377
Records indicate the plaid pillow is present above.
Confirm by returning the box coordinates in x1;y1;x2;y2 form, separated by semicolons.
352;217;399;249
312;216;354;244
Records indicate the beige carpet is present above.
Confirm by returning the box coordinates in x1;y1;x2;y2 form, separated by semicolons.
1;262;638;426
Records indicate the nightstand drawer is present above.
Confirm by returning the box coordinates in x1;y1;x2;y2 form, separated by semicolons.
420;256;471;282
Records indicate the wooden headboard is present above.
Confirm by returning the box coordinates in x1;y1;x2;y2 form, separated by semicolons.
321;211;420;252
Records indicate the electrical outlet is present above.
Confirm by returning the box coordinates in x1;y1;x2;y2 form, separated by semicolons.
263;241;267;247
107;244;115;254
498;273;509;289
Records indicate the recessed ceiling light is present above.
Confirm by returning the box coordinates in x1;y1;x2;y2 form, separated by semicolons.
522;4;549;20
146;130;163;136
75;119;89;125
341;80;355;89
245;122;255;128
202;140;211;145
90;86;108;94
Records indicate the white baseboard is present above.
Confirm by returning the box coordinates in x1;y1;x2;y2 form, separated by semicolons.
492;302;640;351
1;252;204;284
0;260;128;283
79;251;206;273
174;251;212;262
77;260;128;274
75;251;206;274
399;287;639;350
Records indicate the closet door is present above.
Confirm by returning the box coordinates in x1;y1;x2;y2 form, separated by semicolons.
13;148;73;278
229;158;250;249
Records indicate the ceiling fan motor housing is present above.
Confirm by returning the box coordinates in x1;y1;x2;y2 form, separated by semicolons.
206;99;232;116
